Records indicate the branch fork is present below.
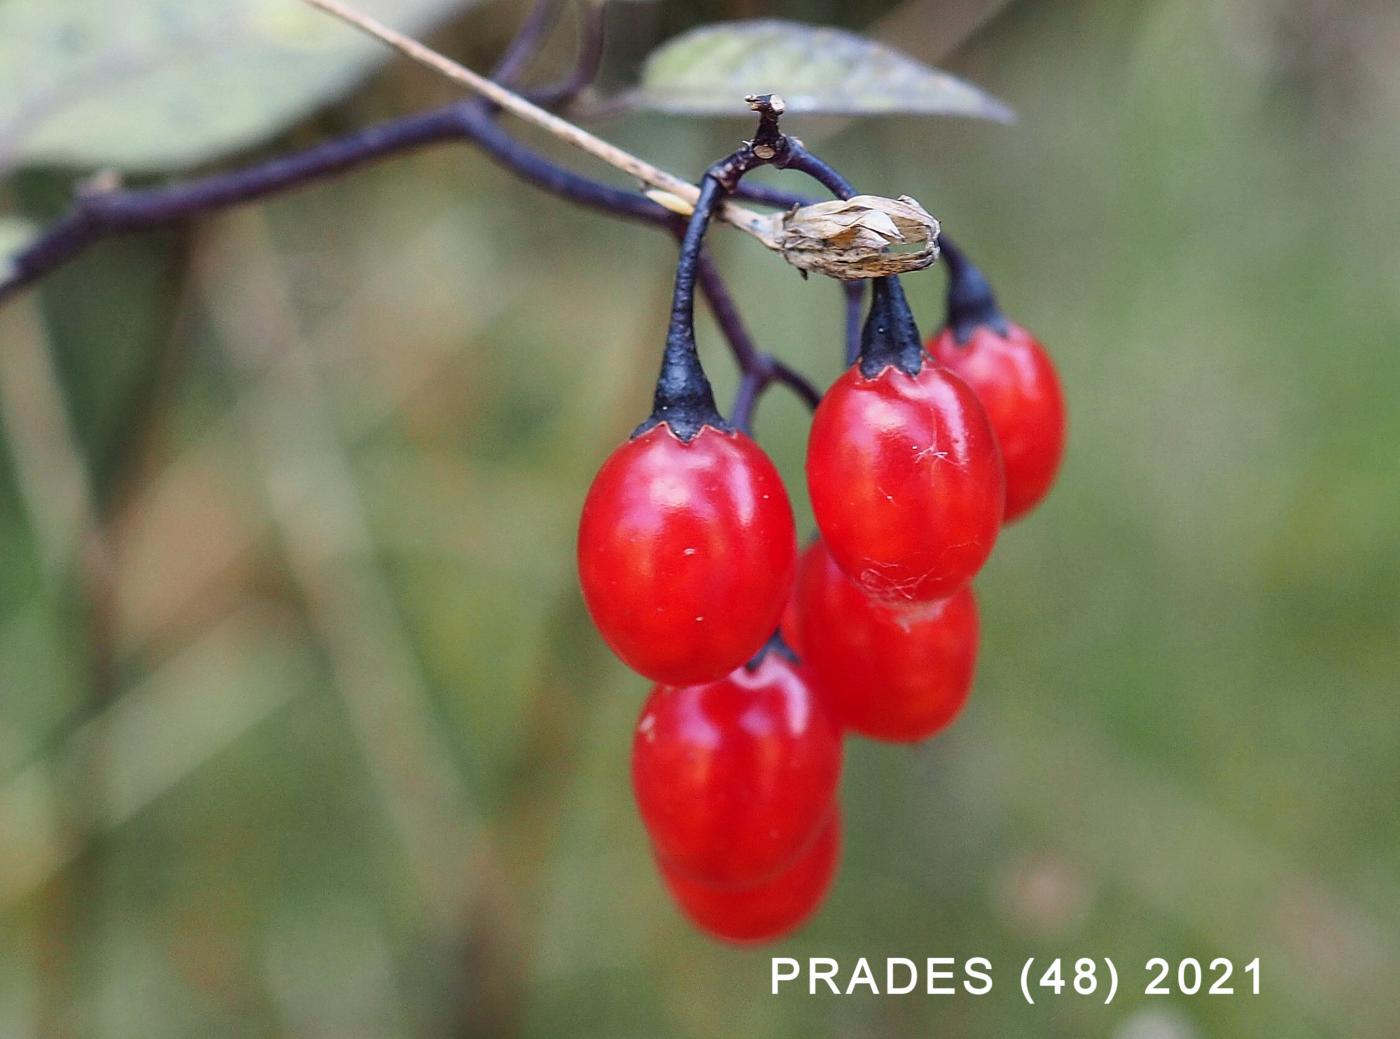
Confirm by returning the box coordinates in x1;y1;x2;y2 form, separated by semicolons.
299;0;935;279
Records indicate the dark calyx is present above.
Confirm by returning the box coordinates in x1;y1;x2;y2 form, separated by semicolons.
858;276;925;377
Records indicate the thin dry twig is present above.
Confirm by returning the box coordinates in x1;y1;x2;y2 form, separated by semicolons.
300;0;778;244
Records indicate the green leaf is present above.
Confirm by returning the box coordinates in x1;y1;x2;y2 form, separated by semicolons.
0;0;480;173
631;19;1015;121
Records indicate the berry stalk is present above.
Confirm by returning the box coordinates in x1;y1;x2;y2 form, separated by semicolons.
940;234;1011;341
644;95;814;440
647;175;730;440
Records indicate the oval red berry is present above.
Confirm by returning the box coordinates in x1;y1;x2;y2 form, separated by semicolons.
806;363;1004;605
632;653;841;888
796;540;978;742
578;423;796;685
659;808;841;944
929;322;1065;522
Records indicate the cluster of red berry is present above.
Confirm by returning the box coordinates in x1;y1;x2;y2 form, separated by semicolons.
578;221;1063;943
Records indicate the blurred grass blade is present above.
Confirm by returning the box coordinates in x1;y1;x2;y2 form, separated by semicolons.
0;0;481;173
628;19;1015;120
0;609;311;908
0;296;100;577
0;216;37;280
199;210;486;934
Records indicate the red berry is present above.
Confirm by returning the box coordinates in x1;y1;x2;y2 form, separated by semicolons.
795;540;978;742
660;809;840;944
805;362;1004;605
578;423;796;685
632;653;841;888
929;322;1066;522
778;592;803;658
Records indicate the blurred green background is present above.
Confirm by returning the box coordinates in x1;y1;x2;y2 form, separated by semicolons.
1;0;1398;1036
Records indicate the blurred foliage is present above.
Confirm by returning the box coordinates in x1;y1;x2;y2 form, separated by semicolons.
0;0;480;171
1;0;1399;1037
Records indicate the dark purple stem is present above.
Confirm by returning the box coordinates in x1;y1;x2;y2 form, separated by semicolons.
645;174;729;440
730;371;765;434
734;169;862;365
695;252;759;371
1;107;466;303
730;180;808;210
642;95;805;439
0;99;815;414
779;141;856;200
490;0;565;85
939;233;1009;341
770;358;822;410
696;252;820;433
0;95;831;436
528;1;607;108
0;103;659;305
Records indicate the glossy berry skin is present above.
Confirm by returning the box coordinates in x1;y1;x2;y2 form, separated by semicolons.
929;322;1066;523
578;422;797;685
660;809;840;944
632;654;841;888
795;540;978;742
805;362;1004;606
